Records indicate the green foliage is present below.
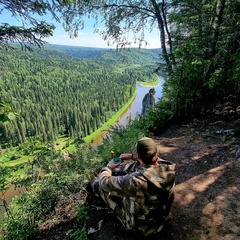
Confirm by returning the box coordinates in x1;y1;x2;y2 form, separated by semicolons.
0;143;102;239
60;0;240;117
137;99;173;134
0;166;10;191
66;228;88;240
164;0;240;117
77;205;88;221
53;0;240;121
0;118;149;239
54;45;161;67
0;46;136;145
59;1;157;48
1;0;240;238
0;101;17;123
97;120;146;162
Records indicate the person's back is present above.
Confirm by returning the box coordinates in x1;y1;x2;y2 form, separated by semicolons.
91;137;176;237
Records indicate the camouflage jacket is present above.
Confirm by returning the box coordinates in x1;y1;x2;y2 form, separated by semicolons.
92;159;176;237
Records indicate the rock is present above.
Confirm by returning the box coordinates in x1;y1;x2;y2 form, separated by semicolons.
141;88;156;116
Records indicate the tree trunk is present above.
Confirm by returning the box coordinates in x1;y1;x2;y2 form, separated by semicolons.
204;0;226;81
151;0;173;74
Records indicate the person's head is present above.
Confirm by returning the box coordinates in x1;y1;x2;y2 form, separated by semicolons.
136;137;158;164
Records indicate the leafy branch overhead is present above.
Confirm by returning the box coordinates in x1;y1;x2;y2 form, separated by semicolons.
0;23;54;50
59;1;174;70
0;0;61;50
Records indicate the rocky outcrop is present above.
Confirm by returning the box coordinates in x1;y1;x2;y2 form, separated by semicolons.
141;88;156;116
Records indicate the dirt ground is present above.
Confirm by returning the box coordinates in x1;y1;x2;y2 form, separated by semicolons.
38;114;240;240
153;123;240;240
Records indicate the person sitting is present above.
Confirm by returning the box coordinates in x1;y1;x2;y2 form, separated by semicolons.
90;137;176;237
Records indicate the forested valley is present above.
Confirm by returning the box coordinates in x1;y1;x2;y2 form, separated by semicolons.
0;46;159;146
1;0;239;239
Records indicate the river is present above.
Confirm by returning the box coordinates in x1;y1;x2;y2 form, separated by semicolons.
91;77;164;146
118;79;163;125
0;77;164;215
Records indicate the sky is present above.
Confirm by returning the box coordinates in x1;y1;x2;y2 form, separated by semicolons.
48;26;161;49
1;7;161;49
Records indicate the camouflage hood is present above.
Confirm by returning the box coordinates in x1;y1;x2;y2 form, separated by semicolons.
138;159;176;191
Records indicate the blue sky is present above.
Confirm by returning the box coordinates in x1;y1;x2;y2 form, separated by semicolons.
1;7;161;49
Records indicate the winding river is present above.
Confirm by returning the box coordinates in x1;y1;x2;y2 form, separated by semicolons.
91;77;164;146
0;77;164;215
119;79;164;124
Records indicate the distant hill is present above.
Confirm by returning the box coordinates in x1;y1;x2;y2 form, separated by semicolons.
47;44;162;66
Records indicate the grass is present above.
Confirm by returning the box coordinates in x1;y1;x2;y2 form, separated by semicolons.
2;156;33;167
138;78;160;86
65;140;77;154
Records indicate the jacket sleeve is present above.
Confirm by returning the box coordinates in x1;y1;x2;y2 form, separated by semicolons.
91;166;140;197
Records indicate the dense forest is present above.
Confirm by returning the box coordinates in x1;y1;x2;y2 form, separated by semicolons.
0;46;159;145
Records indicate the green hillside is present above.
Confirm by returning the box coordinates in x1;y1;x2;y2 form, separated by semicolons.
50;44;161;65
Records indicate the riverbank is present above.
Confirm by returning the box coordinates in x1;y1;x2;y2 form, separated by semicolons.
1;77;159;167
138;78;160;87
0;83;139;215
